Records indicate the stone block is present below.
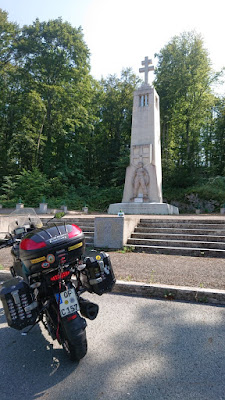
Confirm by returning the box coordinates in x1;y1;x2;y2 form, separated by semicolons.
39;203;48;213
94;216;140;249
16;203;24;210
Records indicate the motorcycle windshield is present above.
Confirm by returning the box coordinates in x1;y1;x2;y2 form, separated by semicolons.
7;208;43;235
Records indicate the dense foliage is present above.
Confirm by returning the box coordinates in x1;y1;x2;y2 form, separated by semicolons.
154;32;219;185
0;10;224;212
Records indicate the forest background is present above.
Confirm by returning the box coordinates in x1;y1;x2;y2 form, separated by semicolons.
0;9;225;213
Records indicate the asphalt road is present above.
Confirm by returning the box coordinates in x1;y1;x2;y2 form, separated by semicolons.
1;293;225;400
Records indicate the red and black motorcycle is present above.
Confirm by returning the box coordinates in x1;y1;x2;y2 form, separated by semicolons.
0;208;115;361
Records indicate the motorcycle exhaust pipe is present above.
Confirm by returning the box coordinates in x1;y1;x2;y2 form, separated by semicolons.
79;298;99;320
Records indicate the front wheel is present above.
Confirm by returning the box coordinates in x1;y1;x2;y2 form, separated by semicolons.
61;328;87;361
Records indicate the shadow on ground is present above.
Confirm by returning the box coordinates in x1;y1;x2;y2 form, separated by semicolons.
1;293;225;400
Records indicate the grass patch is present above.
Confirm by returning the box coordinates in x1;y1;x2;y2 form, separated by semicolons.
0;264;4;270
54;211;65;219
149;269;156;284
118;246;134;254
119;275;135;281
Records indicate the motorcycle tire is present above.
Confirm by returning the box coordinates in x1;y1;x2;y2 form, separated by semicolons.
61;328;87;361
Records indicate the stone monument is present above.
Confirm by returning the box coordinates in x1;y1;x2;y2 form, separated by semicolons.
123;56;162;205
108;56;179;215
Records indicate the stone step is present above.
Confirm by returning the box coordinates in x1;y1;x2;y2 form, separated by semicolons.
128;218;225;257
85;240;94;244
127;238;225;250
138;222;225;230
140;218;225;225
70;222;95;229
84;233;94;240
71;219;95;225
127;244;225;258
134;227;225;235
41;217;95;227
77;226;95;232
131;232;225;242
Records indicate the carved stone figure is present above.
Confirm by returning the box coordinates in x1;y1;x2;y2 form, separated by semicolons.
132;162;149;199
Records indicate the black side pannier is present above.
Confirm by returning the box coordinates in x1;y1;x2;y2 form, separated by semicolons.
81;251;116;295
0;277;38;330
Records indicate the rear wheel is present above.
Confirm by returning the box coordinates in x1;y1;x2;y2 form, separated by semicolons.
61;328;87;361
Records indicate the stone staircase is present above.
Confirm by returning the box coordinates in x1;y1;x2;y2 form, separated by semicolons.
70;218;95;247
126;218;225;258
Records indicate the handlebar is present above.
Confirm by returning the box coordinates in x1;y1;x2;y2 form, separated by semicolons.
0;237;15;249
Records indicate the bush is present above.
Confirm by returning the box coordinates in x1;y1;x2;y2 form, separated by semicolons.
164;176;225;213
46;185;123;212
0;197;18;208
3;168;224;214
15;168;50;206
49;177;68;197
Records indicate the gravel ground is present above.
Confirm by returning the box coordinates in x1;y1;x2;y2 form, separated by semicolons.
1;247;225;290
108;251;225;290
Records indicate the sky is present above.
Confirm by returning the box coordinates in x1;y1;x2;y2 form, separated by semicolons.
1;0;224;94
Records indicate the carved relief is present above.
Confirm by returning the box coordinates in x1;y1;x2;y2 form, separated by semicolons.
132;162;150;200
131;144;152;167
131;144;152;166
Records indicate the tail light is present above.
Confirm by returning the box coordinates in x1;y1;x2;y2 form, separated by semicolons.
68;224;82;238
50;271;70;281
67;314;77;321
20;238;47;250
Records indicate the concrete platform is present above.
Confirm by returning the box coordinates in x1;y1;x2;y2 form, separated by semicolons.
108;202;179;215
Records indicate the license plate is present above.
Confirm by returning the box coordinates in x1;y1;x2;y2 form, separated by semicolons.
55;288;80;317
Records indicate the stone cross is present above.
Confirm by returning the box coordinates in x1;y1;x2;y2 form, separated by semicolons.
139;56;154;84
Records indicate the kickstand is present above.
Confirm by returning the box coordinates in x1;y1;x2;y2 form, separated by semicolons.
21;317;42;336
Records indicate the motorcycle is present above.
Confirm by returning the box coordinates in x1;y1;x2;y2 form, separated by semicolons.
0;208;115;361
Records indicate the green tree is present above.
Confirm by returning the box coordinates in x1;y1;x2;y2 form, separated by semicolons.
210;98;225;175
0;9;20;181
0;176;17;200
93;69;140;187
15;18;92;178
154;31;216;187
0;9;18;66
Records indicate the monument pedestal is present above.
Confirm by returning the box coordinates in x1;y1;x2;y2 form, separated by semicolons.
108;202;179;215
